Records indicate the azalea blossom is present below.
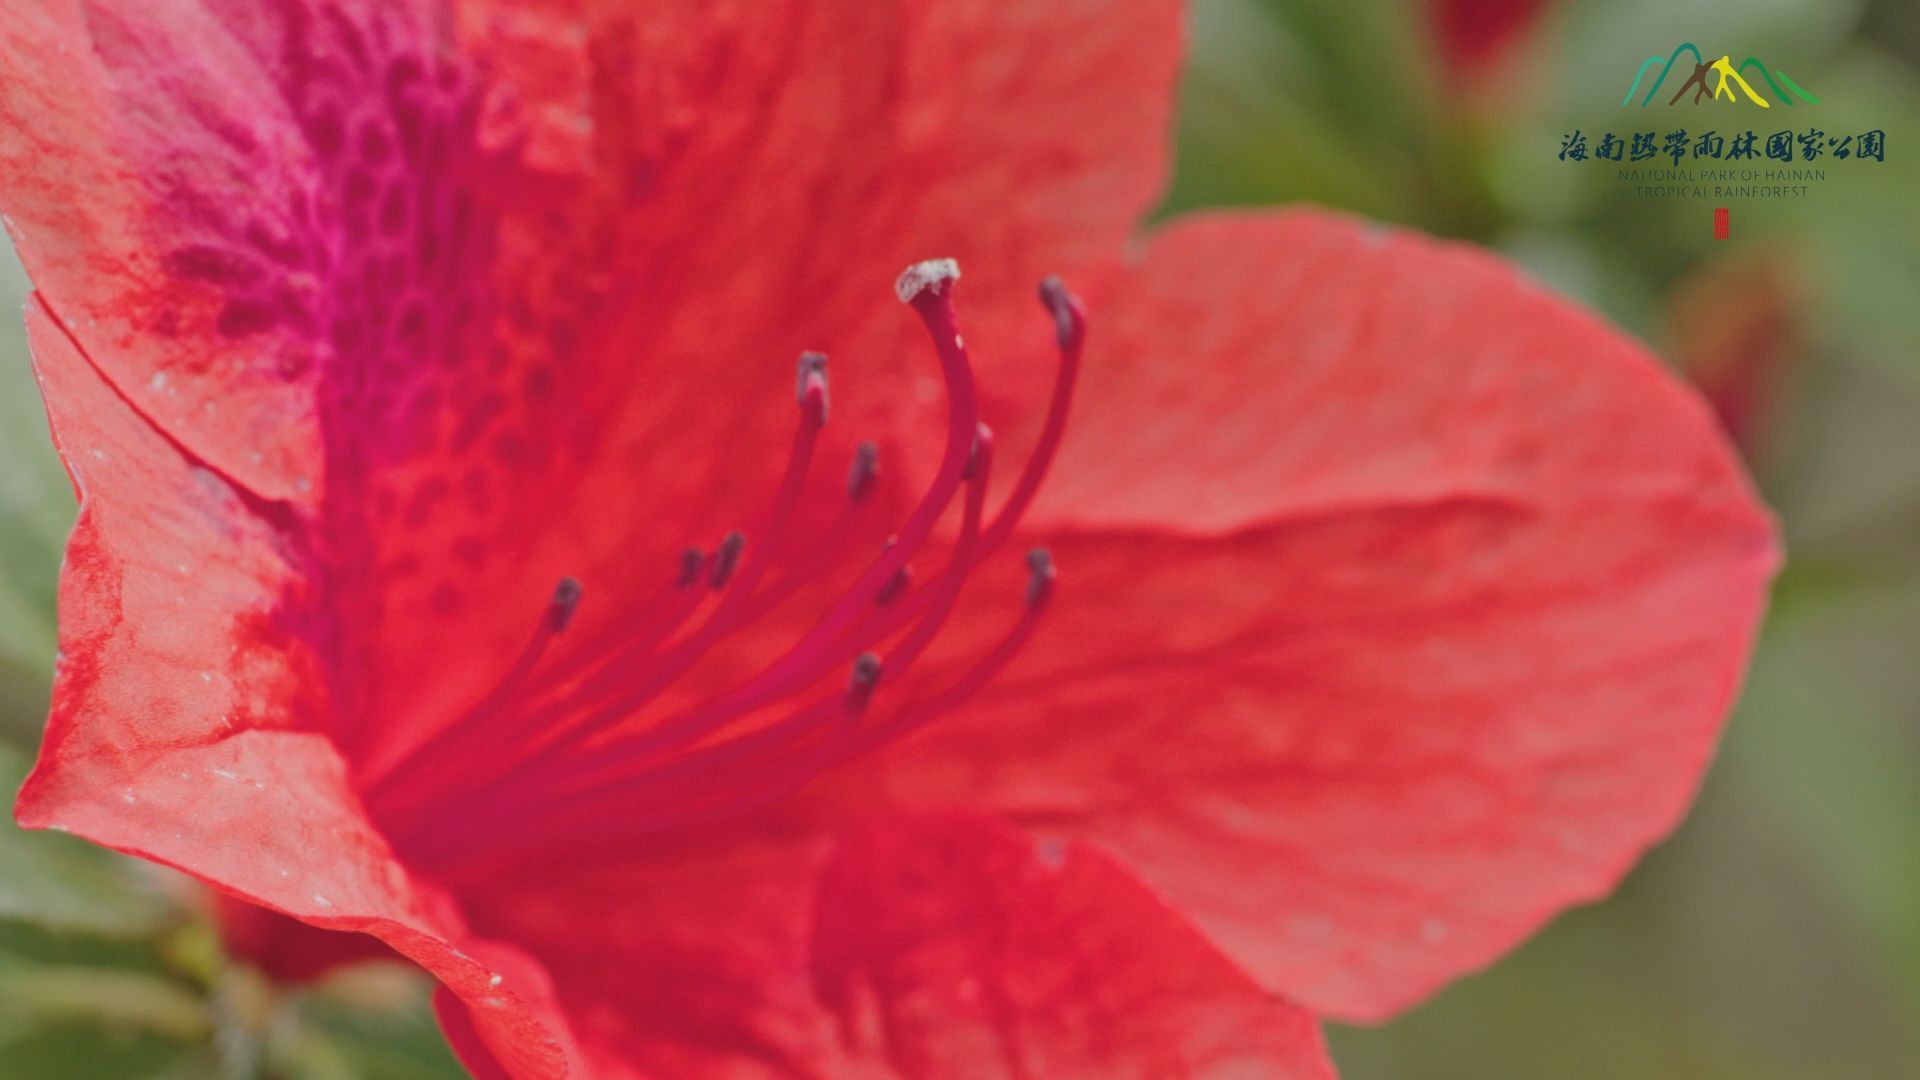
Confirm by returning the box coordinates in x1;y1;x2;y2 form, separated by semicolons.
0;2;1775;1078
1428;0;1549;86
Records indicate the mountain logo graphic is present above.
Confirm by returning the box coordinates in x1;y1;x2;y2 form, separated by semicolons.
1622;44;1819;108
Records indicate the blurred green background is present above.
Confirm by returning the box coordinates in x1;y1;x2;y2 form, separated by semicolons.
2;0;1917;1075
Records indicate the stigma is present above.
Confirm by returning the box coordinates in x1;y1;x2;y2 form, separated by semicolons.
372;262;1086;862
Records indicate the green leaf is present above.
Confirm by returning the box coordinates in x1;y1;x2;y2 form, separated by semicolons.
0;1025;206;1080
0;237;72;745
0;961;208;1041
270;967;466;1080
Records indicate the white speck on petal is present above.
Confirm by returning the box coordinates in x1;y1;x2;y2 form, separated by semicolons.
489;974;503;988
313;893;333;909
893;258;960;302
1290;915;1333;942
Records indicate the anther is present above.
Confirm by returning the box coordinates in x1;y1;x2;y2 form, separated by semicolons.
965;422;993;481
845;652;883;713
709;531;746;590
894;258;961;303
795;351;829;422
847;441;879;501
1025;547;1056;608
677;548;706;588
1037;275;1082;349
547;578;584;632
875;565;913;606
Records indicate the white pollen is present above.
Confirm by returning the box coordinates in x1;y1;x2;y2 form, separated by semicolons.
894;258;960;303
489;974;503;988
313;893;333;908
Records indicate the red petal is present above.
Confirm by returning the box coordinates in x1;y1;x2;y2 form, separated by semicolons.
0;0;398;505
13;300;582;1078
454;815;1332;1079
812;814;1334;1079
5;0;1189;772
849;210;1780;1019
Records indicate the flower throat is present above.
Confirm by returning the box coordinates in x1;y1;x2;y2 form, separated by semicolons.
367;261;1084;863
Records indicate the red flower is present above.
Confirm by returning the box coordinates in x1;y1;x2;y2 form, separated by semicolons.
1428;0;1549;85
1;2;1774;1077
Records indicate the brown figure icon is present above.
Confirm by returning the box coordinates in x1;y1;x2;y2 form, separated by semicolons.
1668;62;1714;104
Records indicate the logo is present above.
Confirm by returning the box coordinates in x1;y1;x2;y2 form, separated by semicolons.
1622;43;1818;108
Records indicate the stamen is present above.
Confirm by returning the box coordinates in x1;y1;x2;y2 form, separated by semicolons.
874;565;912;606
741;443;880;622
592;263;984;738
845;652;882;715
547;577;585;632
979;279;1083;554
488;576;583;705
359;574;581;784
451;349;839;787
473;538;1051;852
847;440;879;501
1025;547;1056;608
517;414;1000;817
803;280;1080;643
708;531;746;590
837;556;1056;760
381;263;1084;860
676;547;706;588
796;351;829;422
